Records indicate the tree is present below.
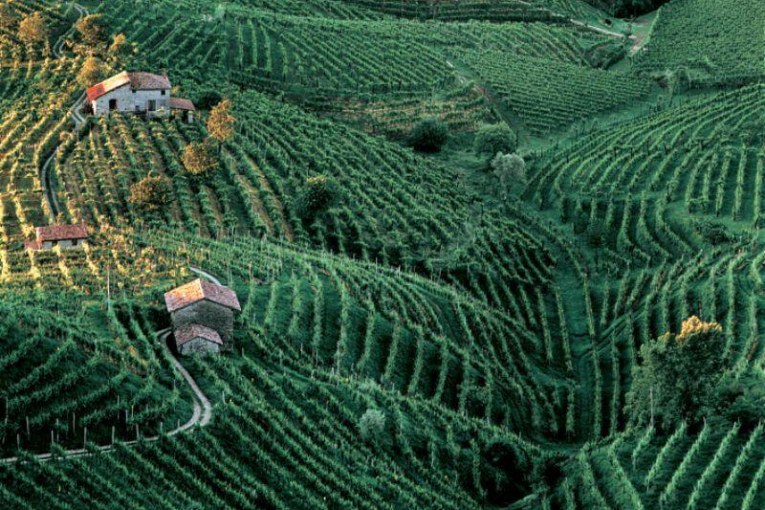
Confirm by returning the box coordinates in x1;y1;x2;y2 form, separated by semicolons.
409;117;448;153
77;56;106;87
128;175;172;213
0;3;18;31
18;11;47;49
626;316;726;430
359;409;386;444
181;140;219;176
473;124;517;159
491;153;526;199
75;14;105;48
207;99;235;150
297;175;335;221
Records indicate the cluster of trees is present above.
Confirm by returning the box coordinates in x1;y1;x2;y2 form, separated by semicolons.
181;99;235;176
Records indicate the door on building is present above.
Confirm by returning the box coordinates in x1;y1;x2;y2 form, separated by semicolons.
148;100;157;112
109;99;118;111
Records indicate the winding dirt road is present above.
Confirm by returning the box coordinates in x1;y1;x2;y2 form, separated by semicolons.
41;2;89;220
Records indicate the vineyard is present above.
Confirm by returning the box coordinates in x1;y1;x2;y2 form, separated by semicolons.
1;0;764;508
631;0;765;86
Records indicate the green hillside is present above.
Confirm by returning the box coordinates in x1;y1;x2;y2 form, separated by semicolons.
1;0;764;508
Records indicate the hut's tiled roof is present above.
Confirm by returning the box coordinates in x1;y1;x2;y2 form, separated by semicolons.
170;97;196;111
164;279;241;313
35;224;88;242
174;323;223;346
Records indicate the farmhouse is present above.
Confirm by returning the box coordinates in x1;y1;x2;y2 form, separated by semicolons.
173;323;223;356
164;278;241;352
26;224;88;250
86;71;195;121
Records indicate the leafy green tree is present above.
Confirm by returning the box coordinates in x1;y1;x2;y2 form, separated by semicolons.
626;316;726;430
473;124;517;159
17;11;47;49
359;409;386;444
409;117;448;153
128;175;172;213
491;153;526;199
181;140;219;176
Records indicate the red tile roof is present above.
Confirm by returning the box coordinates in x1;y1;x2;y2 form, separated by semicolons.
86;71;172;102
169;97;196;111
164;279;241;313
36;224;88;242
174;323;223;346
86;71;131;102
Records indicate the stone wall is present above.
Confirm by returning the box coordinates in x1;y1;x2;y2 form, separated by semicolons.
179;337;221;356
93;85;170;117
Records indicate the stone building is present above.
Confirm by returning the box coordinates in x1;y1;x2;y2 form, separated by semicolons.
86;71;195;121
26;224;88;250
164;278;241;354
173;323;223;356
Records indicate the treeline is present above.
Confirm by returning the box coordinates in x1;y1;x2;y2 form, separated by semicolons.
585;0;670;17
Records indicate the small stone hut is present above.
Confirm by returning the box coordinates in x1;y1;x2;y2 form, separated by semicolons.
164;279;241;352
26;224;88;250
174;323;223;356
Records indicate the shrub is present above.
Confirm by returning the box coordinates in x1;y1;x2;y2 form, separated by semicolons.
409;117;448;153
473;124;517;158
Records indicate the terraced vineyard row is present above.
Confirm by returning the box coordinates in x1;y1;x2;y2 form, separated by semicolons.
458;51;654;134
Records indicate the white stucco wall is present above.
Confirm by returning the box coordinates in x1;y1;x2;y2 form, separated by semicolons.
92;85;170;117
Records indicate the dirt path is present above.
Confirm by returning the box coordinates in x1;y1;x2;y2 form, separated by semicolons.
40;3;89;221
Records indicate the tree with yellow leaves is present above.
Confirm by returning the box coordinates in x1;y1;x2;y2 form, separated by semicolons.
626;316;726;430
18;11;48;50
206;99;235;153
